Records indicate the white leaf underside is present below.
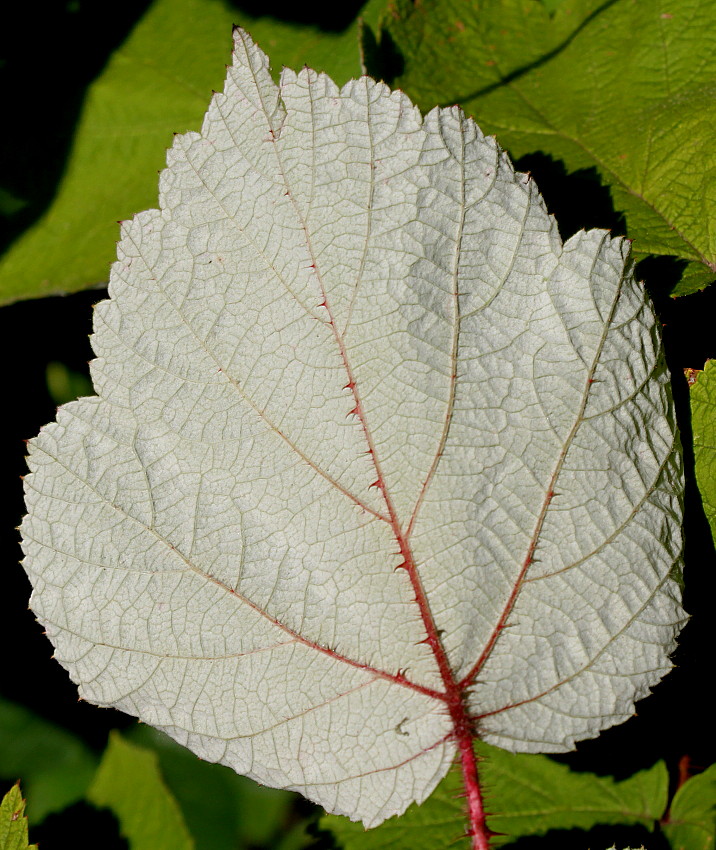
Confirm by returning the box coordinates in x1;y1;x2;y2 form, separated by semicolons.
22;29;685;826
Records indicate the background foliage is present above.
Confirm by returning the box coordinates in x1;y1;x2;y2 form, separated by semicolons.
1;0;715;848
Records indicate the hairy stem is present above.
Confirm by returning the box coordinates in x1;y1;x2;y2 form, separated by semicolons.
451;698;491;850
460;744;491;850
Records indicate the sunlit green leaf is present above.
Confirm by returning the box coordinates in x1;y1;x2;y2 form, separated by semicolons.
127;725;298;850
45;361;94;406
0;784;37;850
323;743;668;848
662;764;716;850
87;732;193;850
375;0;716;296
0;0;382;306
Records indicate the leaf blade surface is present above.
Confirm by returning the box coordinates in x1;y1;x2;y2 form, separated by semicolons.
21;28;685;831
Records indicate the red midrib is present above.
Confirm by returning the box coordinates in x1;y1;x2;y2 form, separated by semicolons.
261;90;490;846
316;287;491;850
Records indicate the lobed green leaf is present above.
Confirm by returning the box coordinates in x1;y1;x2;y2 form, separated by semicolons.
0;0;382;306
374;0;716;296
0;784;37;850
87;732;194;850
126;725;301;850
323;743;669;848
662;764;716;850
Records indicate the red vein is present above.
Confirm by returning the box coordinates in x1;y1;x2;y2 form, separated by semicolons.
322;239;491;850
460;236;624;692
249;64;455;695
31;433;442;703
121;179;389;527
291;106;490;847
474;569;682;722
405;120;465;541
524;437;676;585
458;734;492;850
249;69;490;848
216;574;445;701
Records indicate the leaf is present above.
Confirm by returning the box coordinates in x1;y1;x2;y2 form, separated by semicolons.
0;0;383;307
45;361;94;407
21;27;684;842
0;784;37;850
690;360;716;544
87;732;194;850
0;696;96;823
126;724;297;850
662;764;716;850
323;743;669;848
372;0;716;296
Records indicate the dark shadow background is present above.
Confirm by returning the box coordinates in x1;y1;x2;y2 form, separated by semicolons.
1;3;715;849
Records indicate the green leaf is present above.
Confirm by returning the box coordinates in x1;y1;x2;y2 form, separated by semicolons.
376;0;716;295
322;743;669;848
484;748;668;841
21;26;684;842
46;361;94;407
662;764;716;850
0;697;96;823
126;724;298;850
690;359;716;544
0;784;37;850
87;732;194;850
0;0;383;307
0;188;28;218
